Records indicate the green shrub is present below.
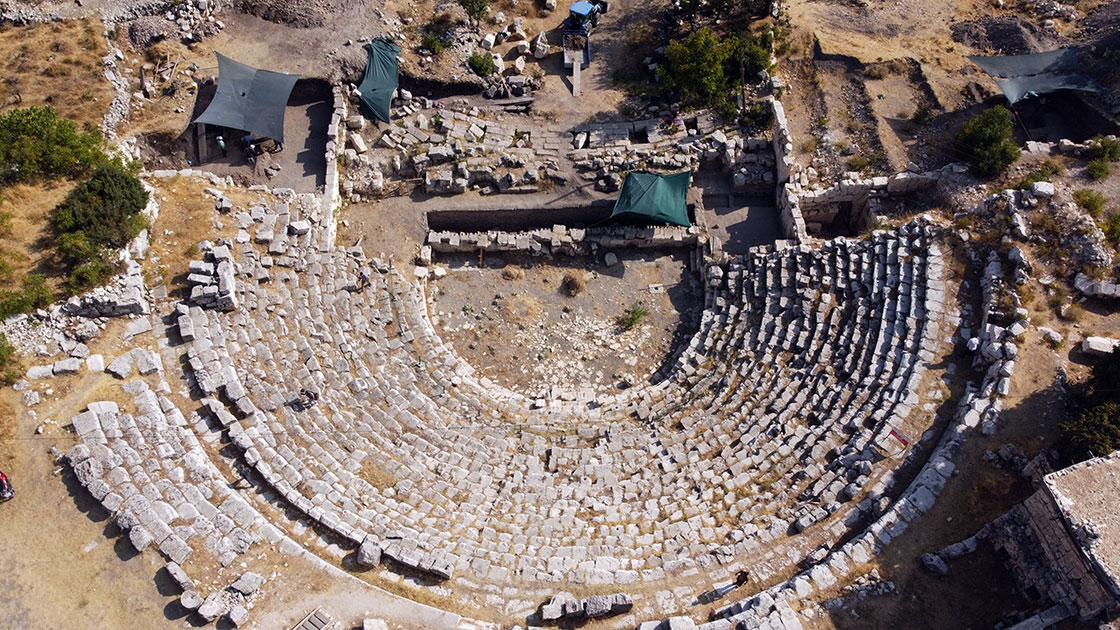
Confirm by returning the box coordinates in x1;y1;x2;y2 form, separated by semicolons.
49;160;147;293
0;106;105;185
420;32;445;55
619;302;650;330
1061;400;1120;462
459;0;489;21
1104;215;1120;247
953;105;1021;177
1086;135;1120;162
0;273;54;319
1073;189;1106;216
912;102;932;126
468;51;494;76
718;99;739;123
0;210;11;237
659;28;735;107
0;332;21;385
51;160;149;264
67;256;115;293
1087;158;1110;182
846;155;869;172
739;101;774;131
1016;160;1062;189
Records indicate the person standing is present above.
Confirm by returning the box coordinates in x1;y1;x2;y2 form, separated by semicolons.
216;134;228;157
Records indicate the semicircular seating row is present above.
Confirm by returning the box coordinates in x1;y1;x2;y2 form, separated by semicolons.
182;207;945;593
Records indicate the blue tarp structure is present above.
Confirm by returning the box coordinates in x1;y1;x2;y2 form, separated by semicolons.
968;49;1106;104
570;1;594;16
610;171;692;227
193;53;299;141
358;38;402;123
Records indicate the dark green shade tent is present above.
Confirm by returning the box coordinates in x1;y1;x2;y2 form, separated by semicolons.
610;171;692;227
967;48;1106;104
358;38;402;123
193;53;300;141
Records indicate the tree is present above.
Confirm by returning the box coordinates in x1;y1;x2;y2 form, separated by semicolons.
1060;349;1120;462
659;29;735;107
953;105;1021;177
468;52;494;76
51;160;149;258
50;160;149;291
1061;401;1120;463
459;0;489;21
0;106;105;184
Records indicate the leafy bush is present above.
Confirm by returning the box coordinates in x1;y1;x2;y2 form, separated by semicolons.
468;51;494;76
1062;349;1120;461
0;106;105;185
1087;158;1110;182
50;160;148;291
459;0;489;21
619;302;650;330
0;332;21;385
739;101;774;131
420;32;445;55
1062;400;1120;462
912;102;933;126
659;29;734;107
953;105;1020;177
1015;160;1062;189
1086;135;1120;162
421;14;457;55
51;161;148;256
1073;189;1106;216
1104;215;1120;247
864;64;888;80
0;274;53;319
846;155;869;172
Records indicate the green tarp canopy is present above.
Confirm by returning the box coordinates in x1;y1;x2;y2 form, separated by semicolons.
358;38;402;123
610;171;691;227
193;53;300;142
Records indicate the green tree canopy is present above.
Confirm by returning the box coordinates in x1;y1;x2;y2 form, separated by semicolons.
459;0;489;21
51;160;149;259
953;105;1021;177
659;29;735;107
0;106;105;185
1061;401;1120;463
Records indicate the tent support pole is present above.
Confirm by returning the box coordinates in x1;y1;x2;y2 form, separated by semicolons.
1012;106;1032;143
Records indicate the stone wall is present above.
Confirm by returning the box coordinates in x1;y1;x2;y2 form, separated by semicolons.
984;488;1117;620
426;201;614;232
427;224;700;257
1074;272;1120;298
770;98;806;242
322;84;347;248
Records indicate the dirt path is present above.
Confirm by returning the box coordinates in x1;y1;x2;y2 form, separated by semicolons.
0;366;182;630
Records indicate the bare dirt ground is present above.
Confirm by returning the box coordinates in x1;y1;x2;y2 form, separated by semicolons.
429;249;701;394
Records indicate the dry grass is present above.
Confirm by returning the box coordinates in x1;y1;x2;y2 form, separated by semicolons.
0;181;75;295
116;39;210;137
358;458;398;490
560;270;586;297
145;176;240;298
501;265;525;280
0;19;112;130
